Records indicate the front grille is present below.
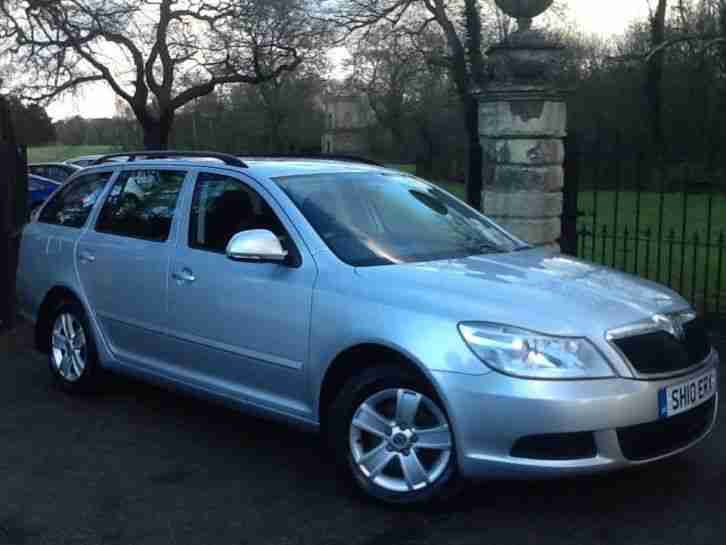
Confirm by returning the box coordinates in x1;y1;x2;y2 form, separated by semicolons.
617;398;716;461
683;318;711;362
511;432;597;460
613;317;712;375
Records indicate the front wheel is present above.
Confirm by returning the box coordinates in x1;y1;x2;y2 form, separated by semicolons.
328;366;459;504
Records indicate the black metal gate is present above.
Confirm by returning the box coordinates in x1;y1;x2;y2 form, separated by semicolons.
563;134;726;316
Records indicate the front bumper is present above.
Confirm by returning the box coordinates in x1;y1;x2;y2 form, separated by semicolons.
434;351;720;479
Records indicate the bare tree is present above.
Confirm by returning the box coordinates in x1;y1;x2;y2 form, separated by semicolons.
349;28;424;153
615;0;726;63
0;0;330;149
253;55;329;152
606;0;726;154
333;0;495;207
333;0;566;206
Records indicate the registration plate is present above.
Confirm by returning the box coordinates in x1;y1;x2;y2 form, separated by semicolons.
658;369;717;419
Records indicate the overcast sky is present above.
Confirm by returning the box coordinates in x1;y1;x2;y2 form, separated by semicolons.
46;0;651;121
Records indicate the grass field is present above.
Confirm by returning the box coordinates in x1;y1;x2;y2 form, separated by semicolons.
28;145;119;163
578;190;726;240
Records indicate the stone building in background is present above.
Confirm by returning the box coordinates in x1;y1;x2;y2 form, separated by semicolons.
320;94;374;156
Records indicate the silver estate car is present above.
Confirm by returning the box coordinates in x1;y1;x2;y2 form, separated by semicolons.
17;151;719;504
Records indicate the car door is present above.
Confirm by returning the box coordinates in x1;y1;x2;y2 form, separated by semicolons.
76;167;189;367
16;170;113;318
166;169;317;419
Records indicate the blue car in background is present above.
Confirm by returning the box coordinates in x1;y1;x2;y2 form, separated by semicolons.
28;174;61;215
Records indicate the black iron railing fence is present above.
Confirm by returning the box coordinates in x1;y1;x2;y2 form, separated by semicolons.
576;225;725;314
563;136;726;316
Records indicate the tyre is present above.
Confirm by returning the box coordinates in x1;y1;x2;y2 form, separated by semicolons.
328;365;459;504
47;299;103;393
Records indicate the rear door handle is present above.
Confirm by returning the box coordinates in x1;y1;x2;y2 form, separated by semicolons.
78;250;96;263
172;268;196;284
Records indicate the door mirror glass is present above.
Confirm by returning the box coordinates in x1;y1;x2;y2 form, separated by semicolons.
226;229;288;262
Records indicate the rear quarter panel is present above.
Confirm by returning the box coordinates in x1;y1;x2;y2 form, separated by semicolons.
16;222;83;322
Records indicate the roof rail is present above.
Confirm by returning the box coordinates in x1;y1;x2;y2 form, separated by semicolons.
239;153;383;167
92;151;248;168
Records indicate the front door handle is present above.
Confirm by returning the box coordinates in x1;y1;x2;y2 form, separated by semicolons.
172;268;196;284
78;250;96;263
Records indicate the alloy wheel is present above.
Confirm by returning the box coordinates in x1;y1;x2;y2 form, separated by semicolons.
51;313;87;382
349;388;453;493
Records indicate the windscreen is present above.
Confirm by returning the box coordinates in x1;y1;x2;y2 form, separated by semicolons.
274;172;521;266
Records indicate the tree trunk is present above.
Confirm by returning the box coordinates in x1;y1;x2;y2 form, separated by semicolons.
427;0;483;208
390;124;406;160
464;96;483;209
461;0;486;209
416;123;435;178
647;0;668;155
269;113;284;152
141;113;174;150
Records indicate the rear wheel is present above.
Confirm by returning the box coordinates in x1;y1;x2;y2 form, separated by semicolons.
328;366;459;504
48;299;103;393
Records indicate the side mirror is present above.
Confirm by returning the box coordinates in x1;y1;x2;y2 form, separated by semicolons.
225;229;288;263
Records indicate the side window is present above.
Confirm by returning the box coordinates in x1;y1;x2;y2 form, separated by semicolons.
38;171;111;228
189;172;287;253
96;169;186;242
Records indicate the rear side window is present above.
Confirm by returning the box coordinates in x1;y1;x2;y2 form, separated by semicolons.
96;169;186;242
38;171;111;228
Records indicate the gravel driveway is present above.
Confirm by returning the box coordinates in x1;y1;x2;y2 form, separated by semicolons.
1;323;725;545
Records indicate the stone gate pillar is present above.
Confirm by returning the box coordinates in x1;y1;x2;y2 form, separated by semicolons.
479;0;566;247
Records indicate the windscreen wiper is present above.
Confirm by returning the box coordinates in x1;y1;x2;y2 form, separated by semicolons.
468;241;502;255
513;244;533;251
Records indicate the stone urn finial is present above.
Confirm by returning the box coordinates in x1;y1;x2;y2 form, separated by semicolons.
495;0;554;31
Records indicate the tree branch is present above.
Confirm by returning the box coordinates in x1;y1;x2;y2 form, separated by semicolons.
609;33;725;63
16;74;105;102
169;52;303;111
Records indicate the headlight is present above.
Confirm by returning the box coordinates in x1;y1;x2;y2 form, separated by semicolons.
458;323;615;379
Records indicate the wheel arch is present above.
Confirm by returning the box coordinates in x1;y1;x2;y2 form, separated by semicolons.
316;342;446;432
35;285;84;353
